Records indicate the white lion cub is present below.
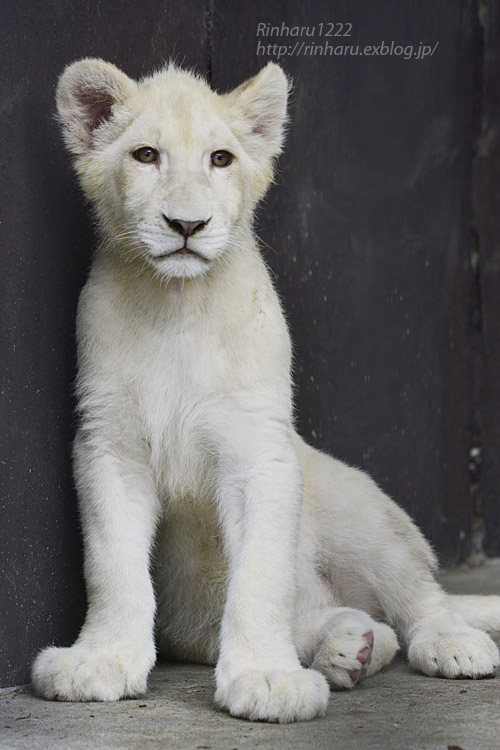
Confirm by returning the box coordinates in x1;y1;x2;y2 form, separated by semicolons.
32;59;500;723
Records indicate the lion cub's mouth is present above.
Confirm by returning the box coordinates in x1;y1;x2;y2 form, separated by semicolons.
153;246;209;262
173;247;204;257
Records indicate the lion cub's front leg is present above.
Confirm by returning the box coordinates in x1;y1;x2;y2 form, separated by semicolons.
214;416;329;723
32;429;159;701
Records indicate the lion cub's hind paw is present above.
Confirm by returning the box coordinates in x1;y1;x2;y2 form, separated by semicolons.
310;610;399;690
409;623;500;679
311;613;373;690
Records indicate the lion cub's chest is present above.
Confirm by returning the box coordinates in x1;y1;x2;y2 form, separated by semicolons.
124;318;227;498
112;284;269;504
82;253;289;501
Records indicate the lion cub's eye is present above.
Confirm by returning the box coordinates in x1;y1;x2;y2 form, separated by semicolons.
132;146;159;164
211;150;233;168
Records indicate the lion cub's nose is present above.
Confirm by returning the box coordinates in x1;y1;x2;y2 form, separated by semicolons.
163;216;210;237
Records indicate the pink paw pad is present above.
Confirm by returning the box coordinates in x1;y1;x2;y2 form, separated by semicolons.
357;646;371;665
349;632;374;684
362;631;374;648
356;631;374;666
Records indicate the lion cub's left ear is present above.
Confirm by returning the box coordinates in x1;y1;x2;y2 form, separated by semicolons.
226;63;291;162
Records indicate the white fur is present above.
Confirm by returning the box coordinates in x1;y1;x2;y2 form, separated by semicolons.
32;59;500;722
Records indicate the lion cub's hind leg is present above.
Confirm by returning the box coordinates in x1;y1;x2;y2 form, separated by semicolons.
296;607;399;690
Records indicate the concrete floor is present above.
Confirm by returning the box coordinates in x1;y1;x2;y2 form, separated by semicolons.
1;560;500;750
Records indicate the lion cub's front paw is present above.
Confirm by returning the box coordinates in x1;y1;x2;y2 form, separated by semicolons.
32;642;155;701
409;623;500;679
215;667;329;723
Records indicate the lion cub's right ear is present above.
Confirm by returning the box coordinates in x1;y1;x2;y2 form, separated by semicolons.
56;59;137;155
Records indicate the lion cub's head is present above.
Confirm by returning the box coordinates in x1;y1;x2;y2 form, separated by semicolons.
56;59;290;280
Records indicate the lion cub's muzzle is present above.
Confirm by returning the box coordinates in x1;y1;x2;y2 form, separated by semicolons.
155;215;212;260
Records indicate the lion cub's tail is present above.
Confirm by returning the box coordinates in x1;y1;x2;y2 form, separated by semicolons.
449;594;500;632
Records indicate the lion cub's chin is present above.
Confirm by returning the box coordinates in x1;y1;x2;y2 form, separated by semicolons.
148;250;212;280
